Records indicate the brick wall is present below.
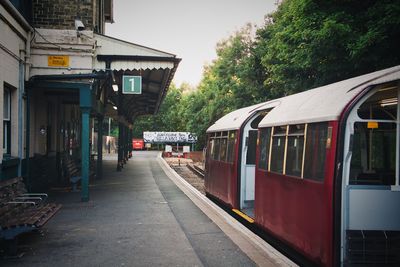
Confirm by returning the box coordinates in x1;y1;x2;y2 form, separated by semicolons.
32;0;94;30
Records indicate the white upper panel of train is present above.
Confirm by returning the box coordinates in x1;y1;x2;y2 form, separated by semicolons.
206;100;280;133
207;65;400;133
259;65;400;127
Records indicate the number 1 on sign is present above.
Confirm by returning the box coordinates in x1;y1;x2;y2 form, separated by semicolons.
129;78;135;92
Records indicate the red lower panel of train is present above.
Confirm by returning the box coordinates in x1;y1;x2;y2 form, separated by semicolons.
205;161;238;209
254;171;333;266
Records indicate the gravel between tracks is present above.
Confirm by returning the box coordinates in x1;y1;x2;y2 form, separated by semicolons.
163;157;205;195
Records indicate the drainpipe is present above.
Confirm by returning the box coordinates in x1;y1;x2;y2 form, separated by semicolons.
24;30;33;189
25;82;31;190
18;30;32;177
18;53;24;176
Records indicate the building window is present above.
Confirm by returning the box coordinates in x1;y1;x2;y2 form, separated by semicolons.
270;126;287;174
3;88;11;155
286;124;305;177
258;128;271;170
303;122;328;181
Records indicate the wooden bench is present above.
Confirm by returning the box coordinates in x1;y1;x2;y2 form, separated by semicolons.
0;177;61;255
62;156;96;191
62;156;81;191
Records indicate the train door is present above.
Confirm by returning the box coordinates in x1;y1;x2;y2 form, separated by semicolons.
239;113;265;218
341;83;400;265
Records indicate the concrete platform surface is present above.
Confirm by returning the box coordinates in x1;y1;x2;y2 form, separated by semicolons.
1;151;256;267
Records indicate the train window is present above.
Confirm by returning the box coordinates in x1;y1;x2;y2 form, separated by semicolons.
220;137;228;162
303;122;328;181
258;128;271;170
349;122;396;185
357;85;397;120
286;125;305;177
270;126;287;174
213;136;221;160
210;137;216;160
246;130;258;164
227;131;237;163
250;113;266;129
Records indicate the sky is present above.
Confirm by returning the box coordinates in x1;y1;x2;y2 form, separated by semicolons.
106;0;278;87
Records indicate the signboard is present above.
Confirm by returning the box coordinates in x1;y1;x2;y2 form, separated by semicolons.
165;145;172;152
144;132;197;143
123;75;142;94
48;55;69;67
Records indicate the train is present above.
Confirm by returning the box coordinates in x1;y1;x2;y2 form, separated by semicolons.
132;139;145;150
204;66;400;266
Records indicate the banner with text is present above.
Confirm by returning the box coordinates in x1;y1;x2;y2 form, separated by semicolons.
143;132;197;143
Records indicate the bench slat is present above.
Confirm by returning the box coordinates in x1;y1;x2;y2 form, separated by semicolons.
1;177;61;243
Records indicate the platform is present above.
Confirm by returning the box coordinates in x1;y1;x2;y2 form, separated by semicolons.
1;151;295;266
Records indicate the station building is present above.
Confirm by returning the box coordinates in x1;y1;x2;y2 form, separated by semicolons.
0;0;180;201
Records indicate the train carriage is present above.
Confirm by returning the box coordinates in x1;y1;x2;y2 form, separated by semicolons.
204;66;400;266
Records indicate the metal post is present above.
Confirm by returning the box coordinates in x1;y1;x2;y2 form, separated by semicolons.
123;126;127;162
120;125;125;168
128;127;132;158
117;81;123;171
108;117;111;154
81;107;90;201
108;117;111;136
117;121;123;171
394;85;400;190
126;127;130;160
97;115;104;179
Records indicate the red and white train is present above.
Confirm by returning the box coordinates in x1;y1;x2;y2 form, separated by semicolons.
205;66;400;266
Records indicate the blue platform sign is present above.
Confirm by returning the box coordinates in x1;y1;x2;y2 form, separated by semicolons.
122;75;142;94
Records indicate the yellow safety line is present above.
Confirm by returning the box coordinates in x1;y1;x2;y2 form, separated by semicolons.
232;209;255;223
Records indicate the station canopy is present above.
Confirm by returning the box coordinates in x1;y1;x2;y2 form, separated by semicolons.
94;34;181;124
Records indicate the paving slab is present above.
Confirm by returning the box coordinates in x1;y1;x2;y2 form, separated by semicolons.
1;151;254;267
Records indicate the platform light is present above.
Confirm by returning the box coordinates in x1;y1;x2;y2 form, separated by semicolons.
113;106;117;110
112;84;118;92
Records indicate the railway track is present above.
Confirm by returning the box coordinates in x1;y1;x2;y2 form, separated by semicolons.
186;163;204;178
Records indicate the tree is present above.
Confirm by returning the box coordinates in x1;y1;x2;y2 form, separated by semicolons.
132;0;400;149
256;0;400;96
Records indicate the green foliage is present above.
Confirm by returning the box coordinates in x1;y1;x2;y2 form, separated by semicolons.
132;84;185;138
132;0;400;150
257;0;400;95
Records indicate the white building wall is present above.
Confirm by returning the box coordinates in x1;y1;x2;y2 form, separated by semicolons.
30;29;95;77
0;3;28;162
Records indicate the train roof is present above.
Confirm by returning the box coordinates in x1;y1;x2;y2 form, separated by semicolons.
259;65;400;127
206;100;280;133
207;65;400;133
